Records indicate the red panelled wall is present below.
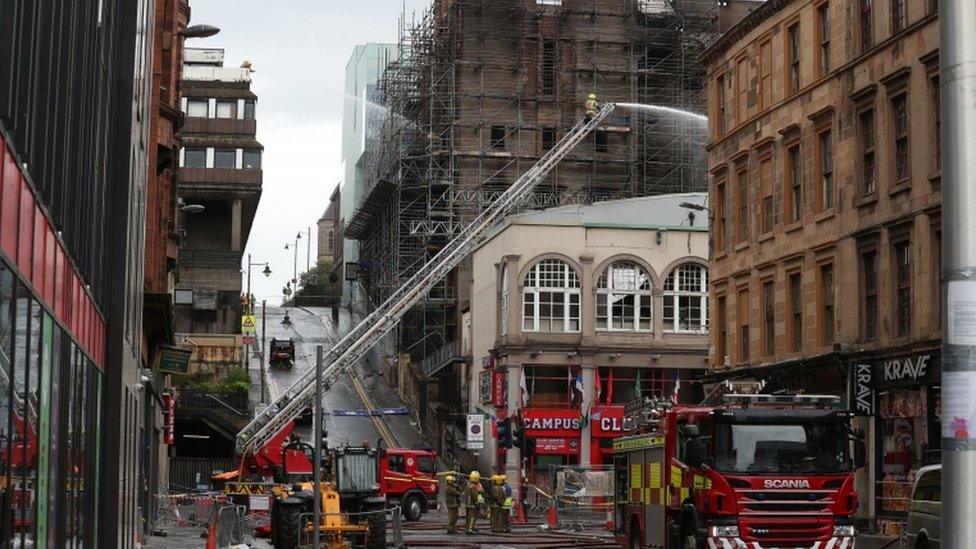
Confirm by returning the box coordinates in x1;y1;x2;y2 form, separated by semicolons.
0;131;107;369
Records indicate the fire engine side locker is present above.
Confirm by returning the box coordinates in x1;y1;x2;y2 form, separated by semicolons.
615;434;666;548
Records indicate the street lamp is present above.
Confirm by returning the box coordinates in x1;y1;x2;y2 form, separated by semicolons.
178;24;221;38
285;232;302;299
245;254;272;316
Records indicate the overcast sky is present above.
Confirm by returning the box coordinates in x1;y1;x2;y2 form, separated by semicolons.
187;0;428;302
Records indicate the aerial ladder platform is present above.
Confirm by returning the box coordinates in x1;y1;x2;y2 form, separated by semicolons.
236;102;619;458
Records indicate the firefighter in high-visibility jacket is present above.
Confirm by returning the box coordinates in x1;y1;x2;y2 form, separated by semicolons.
445;474;461;534
585;92;598;120
465;471;483;534
501;477;514;533
490;475;506;533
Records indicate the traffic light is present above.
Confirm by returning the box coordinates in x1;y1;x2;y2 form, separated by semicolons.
524;437;536;457
512;423;526;450
496;417;513;448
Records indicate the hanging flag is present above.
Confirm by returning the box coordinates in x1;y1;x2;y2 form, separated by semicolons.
571;370;585;407
594;368;603;403
574;370;584;396
580;406;589;429
519;367;529;408
606;369;614;404
633;369;642;400
672;372;681;403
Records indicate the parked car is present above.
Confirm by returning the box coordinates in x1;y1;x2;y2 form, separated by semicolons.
905;464;941;548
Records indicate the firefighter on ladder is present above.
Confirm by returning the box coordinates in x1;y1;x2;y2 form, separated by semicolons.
585;92;599;120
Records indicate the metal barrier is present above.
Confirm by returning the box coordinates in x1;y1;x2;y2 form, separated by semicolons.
550;465;615;531
155;493;226;528
213;503;249;548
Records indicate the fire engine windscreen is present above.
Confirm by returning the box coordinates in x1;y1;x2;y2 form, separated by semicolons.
714;421;852;474
417;455;435;474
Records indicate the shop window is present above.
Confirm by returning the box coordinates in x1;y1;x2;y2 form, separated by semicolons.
596;261;652;332
522;259;580;333
663;263;709;333
186;98;208;118
878;388;937;515
214;148;236;169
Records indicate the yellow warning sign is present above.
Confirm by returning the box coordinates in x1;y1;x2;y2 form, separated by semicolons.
241;315;257;333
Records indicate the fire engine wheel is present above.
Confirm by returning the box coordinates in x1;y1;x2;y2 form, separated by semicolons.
403;494;424;522
275;502;303;549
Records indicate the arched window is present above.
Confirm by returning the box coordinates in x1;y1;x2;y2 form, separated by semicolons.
500;265;509;335
663;263;709;332
596;261;653;331
522;259;580;332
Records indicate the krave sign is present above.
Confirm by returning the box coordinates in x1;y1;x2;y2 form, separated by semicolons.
853;363;874;416
883;354;931;382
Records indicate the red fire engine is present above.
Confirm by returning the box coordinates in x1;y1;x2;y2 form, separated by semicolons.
222;421;439;520
612;393;865;548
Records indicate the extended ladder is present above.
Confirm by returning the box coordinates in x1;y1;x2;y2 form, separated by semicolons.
236;102;619;455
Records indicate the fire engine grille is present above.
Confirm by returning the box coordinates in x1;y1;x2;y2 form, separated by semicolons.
741;520;833;544
738;490;833;515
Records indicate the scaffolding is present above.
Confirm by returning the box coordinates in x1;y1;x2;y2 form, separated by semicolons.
346;0;718;363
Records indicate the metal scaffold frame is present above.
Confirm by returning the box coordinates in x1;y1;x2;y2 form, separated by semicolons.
347;0;718;364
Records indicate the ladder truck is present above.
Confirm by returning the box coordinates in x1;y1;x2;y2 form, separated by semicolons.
232;102;620;485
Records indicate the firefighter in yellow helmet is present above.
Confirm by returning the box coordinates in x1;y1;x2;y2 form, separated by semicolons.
501;476;514;532
445;474;461;534
489;474;506;533
585;92;599;120
465;470;483;534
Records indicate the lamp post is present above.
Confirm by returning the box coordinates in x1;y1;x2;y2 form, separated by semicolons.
244;254;271;371
285;231;301;303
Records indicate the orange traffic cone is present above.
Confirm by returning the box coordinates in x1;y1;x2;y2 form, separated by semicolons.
205;521;217;549
547;504;558;529
514;500;527;524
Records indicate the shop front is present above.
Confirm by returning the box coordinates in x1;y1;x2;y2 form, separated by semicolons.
521;409;581;486
869;351;941;537
589;404;625;466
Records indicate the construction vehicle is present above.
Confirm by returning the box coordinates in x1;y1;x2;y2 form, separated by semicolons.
269;436;387;549
230;102;617;537
269;338;296;369
612;391;866;549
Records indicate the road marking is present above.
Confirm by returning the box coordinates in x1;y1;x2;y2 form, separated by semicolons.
349;372;398;448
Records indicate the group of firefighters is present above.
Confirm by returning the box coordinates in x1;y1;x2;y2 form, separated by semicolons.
443;471;514;535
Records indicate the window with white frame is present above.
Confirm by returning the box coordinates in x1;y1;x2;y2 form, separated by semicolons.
522;259;580;332
596;261;653;331
186;98;208;118
663;263;709;332
500;265;509;335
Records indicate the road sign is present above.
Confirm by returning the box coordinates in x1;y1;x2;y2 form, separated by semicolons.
157;345;192;375
241;315;257;334
466;413;485;450
243;335;254;346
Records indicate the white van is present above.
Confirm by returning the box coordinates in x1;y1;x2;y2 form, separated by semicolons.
904;464;941;549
